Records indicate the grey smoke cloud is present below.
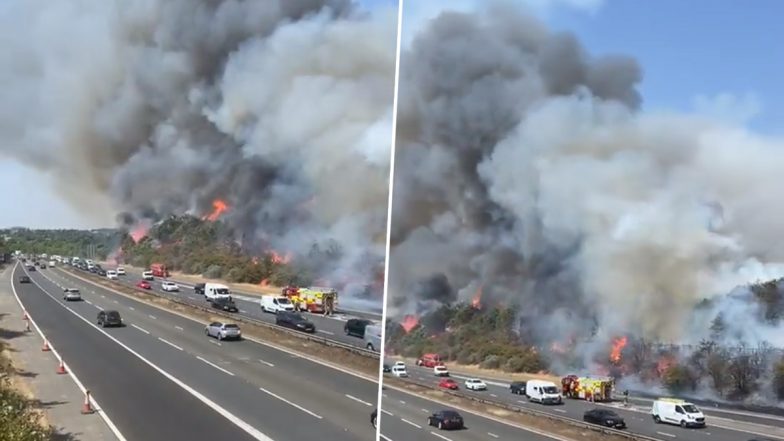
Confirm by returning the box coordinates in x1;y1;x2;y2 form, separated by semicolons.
0;0;397;301
388;4;784;349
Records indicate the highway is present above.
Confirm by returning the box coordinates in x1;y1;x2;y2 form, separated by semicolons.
14;263;378;441
67;264;380;351
389;360;784;441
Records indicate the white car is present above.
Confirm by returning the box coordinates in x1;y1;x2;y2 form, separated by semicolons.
465;378;487;391
161;281;179;292
434;365;450;376
116;267;126;275
142;270;154;280
106;270;118;280
391;365;408;377
63;288;82;301
394;361;406;368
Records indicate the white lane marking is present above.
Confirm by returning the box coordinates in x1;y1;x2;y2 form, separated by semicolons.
421;408;429;413
258;359;275;367
196;356;234;376
318;330;334;336
430;432;453;441
101;294;105;298
175;326;183;331
84;300;93;305
401;418;422;429
657;432;676;438
345;394;373;406
22;270;273;440
488;433;499;439
380;436;393;441
553;408;567;413
240;309;248;313
209;340;222;347
381;409;394;416
113;300;119;304
258;387;323;419
128;306;135;311
399;400;406;404
148;314;157;320
158;337;184;351
131;324;150;334
490;393;497;397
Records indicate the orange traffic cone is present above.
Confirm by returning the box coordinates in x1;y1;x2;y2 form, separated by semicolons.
81;390;94;414
56;359;67;375
41;340;51;352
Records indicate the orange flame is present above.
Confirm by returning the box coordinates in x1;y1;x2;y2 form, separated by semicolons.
401;315;419;333
269;250;292;265
471;285;483;309
130;222;150;243
656;355;676;376
204;199;229;221
610;336;628;363
259;278;271;287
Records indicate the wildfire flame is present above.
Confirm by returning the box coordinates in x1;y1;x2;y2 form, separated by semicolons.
130;222;150;244
471;285;483;309
269;250;292;265
656;355;676;376
401;315;419;333
610;336;628;363
259;279;271;287
204;199;229;221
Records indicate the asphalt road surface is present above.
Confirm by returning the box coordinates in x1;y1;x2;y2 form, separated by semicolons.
67;265;380;351
14;264;378;441
390;361;784;441
378;386;562;441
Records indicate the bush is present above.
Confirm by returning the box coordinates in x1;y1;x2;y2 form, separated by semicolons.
203;265;223;279
480;355;502;369
774;359;784;400
663;364;697;393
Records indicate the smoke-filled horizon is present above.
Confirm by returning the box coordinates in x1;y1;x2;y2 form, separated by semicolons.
388;4;784;349
0;0;397;302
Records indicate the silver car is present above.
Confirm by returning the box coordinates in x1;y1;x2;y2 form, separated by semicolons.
205;322;241;341
63;288;82;301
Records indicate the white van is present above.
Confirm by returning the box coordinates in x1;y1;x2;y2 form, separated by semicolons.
391;365;408;377
260;295;294;313
526;380;562;404
142;270;154;280
652;398;705;428
205;283;231;301
106;270;118;280
363;324;382;352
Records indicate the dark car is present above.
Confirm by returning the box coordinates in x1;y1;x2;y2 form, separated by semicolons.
28;265;36;272
97;310;123;327
211;296;239;312
40;264;46;269
34;261;40;267
19;275;31;283
383;364;391;373
96;268;107;276
427;410;464;430
510;381;527;395
371;408;377;429
194;283;205;295
275;311;316;333
583;409;626;429
344;318;373;338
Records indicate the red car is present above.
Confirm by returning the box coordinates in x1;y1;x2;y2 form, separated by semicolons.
439;379;459;390
136;280;152;289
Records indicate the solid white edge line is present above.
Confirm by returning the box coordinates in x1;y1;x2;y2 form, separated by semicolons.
377;1;405;438
258;386;323;419
131;324;150;334
345;393;373;406
196;356;234;376
27;266;273;441
401;418;422;429
429;431;452;441
258;359;275;367
158;337;184;351
9;264;129;441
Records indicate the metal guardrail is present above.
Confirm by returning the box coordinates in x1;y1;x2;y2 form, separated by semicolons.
390;376;663;441
62;267;380;360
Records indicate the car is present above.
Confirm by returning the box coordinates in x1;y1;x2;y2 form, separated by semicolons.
116;267;126;275
205;322;241;341
510;381;527;395
63;288;81;301
434;365;450;376
391;365;408;377
106;270;118;280
40;264;46;269
28;266;36;272
439;379;459;390
194;283;205;295
18;275;31;284
417;353;443;367
584;408;626;429
96;268;107;276
465;378;487;391
427;410;464;430
371;409;377;429
34;261;40;267
344;318;373;337
136;280;152;289
652;398;705;428
275;311;316;333
161;281;180;292
394;361;406;368
97;310;123;327
142;270;154;280
211;296;239;312
383;364;391;373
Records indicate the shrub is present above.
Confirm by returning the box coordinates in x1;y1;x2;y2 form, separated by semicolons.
203;265;223;279
774;359;784;400
480;355;502;369
663;364;697;393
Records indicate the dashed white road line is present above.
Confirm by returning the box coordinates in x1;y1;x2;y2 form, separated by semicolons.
380;435;393;441
128;306;135;311
258;359;274;367
401;418;422;429
381;409;394;416
345;394;373;406
430;431;452;441
174;325;183;331
318;330;334;335
196;356;235;376
84;299;93;305
148;314;157;320
657;431;677;438
158;337;184;351
487;433;499;439
553;408;567;413
258;387;322;419
131;324;150;334
209;340;222;347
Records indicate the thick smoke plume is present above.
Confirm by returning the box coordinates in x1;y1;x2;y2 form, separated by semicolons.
0;0;397;306
389;4;784;351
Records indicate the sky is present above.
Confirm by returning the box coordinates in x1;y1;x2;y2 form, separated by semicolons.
1;0;781;229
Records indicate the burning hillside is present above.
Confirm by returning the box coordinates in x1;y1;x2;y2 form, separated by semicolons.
0;0;397;307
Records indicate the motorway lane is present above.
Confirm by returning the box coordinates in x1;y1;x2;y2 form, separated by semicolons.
378;387;560;441
27;266;378;441
395;361;784;441
73;266;377;349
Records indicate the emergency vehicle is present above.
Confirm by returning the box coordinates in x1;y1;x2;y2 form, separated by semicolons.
561;375;614;402
281;286;337;314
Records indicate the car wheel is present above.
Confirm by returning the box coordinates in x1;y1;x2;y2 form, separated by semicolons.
218;333;223;341
427;418;432;427
680;420;686;428
438;421;443;430
367;343;375;351
205;329;210;336
653;415;661;423
372;416;377;429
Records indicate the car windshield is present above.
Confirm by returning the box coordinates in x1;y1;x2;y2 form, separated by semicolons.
543;386;558;394
441;411;460;418
223;324;239;329
216;288;230;294
277;298;291;304
683;404;699;413
107;312;120;319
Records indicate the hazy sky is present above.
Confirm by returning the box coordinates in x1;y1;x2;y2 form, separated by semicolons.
1;0;781;229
